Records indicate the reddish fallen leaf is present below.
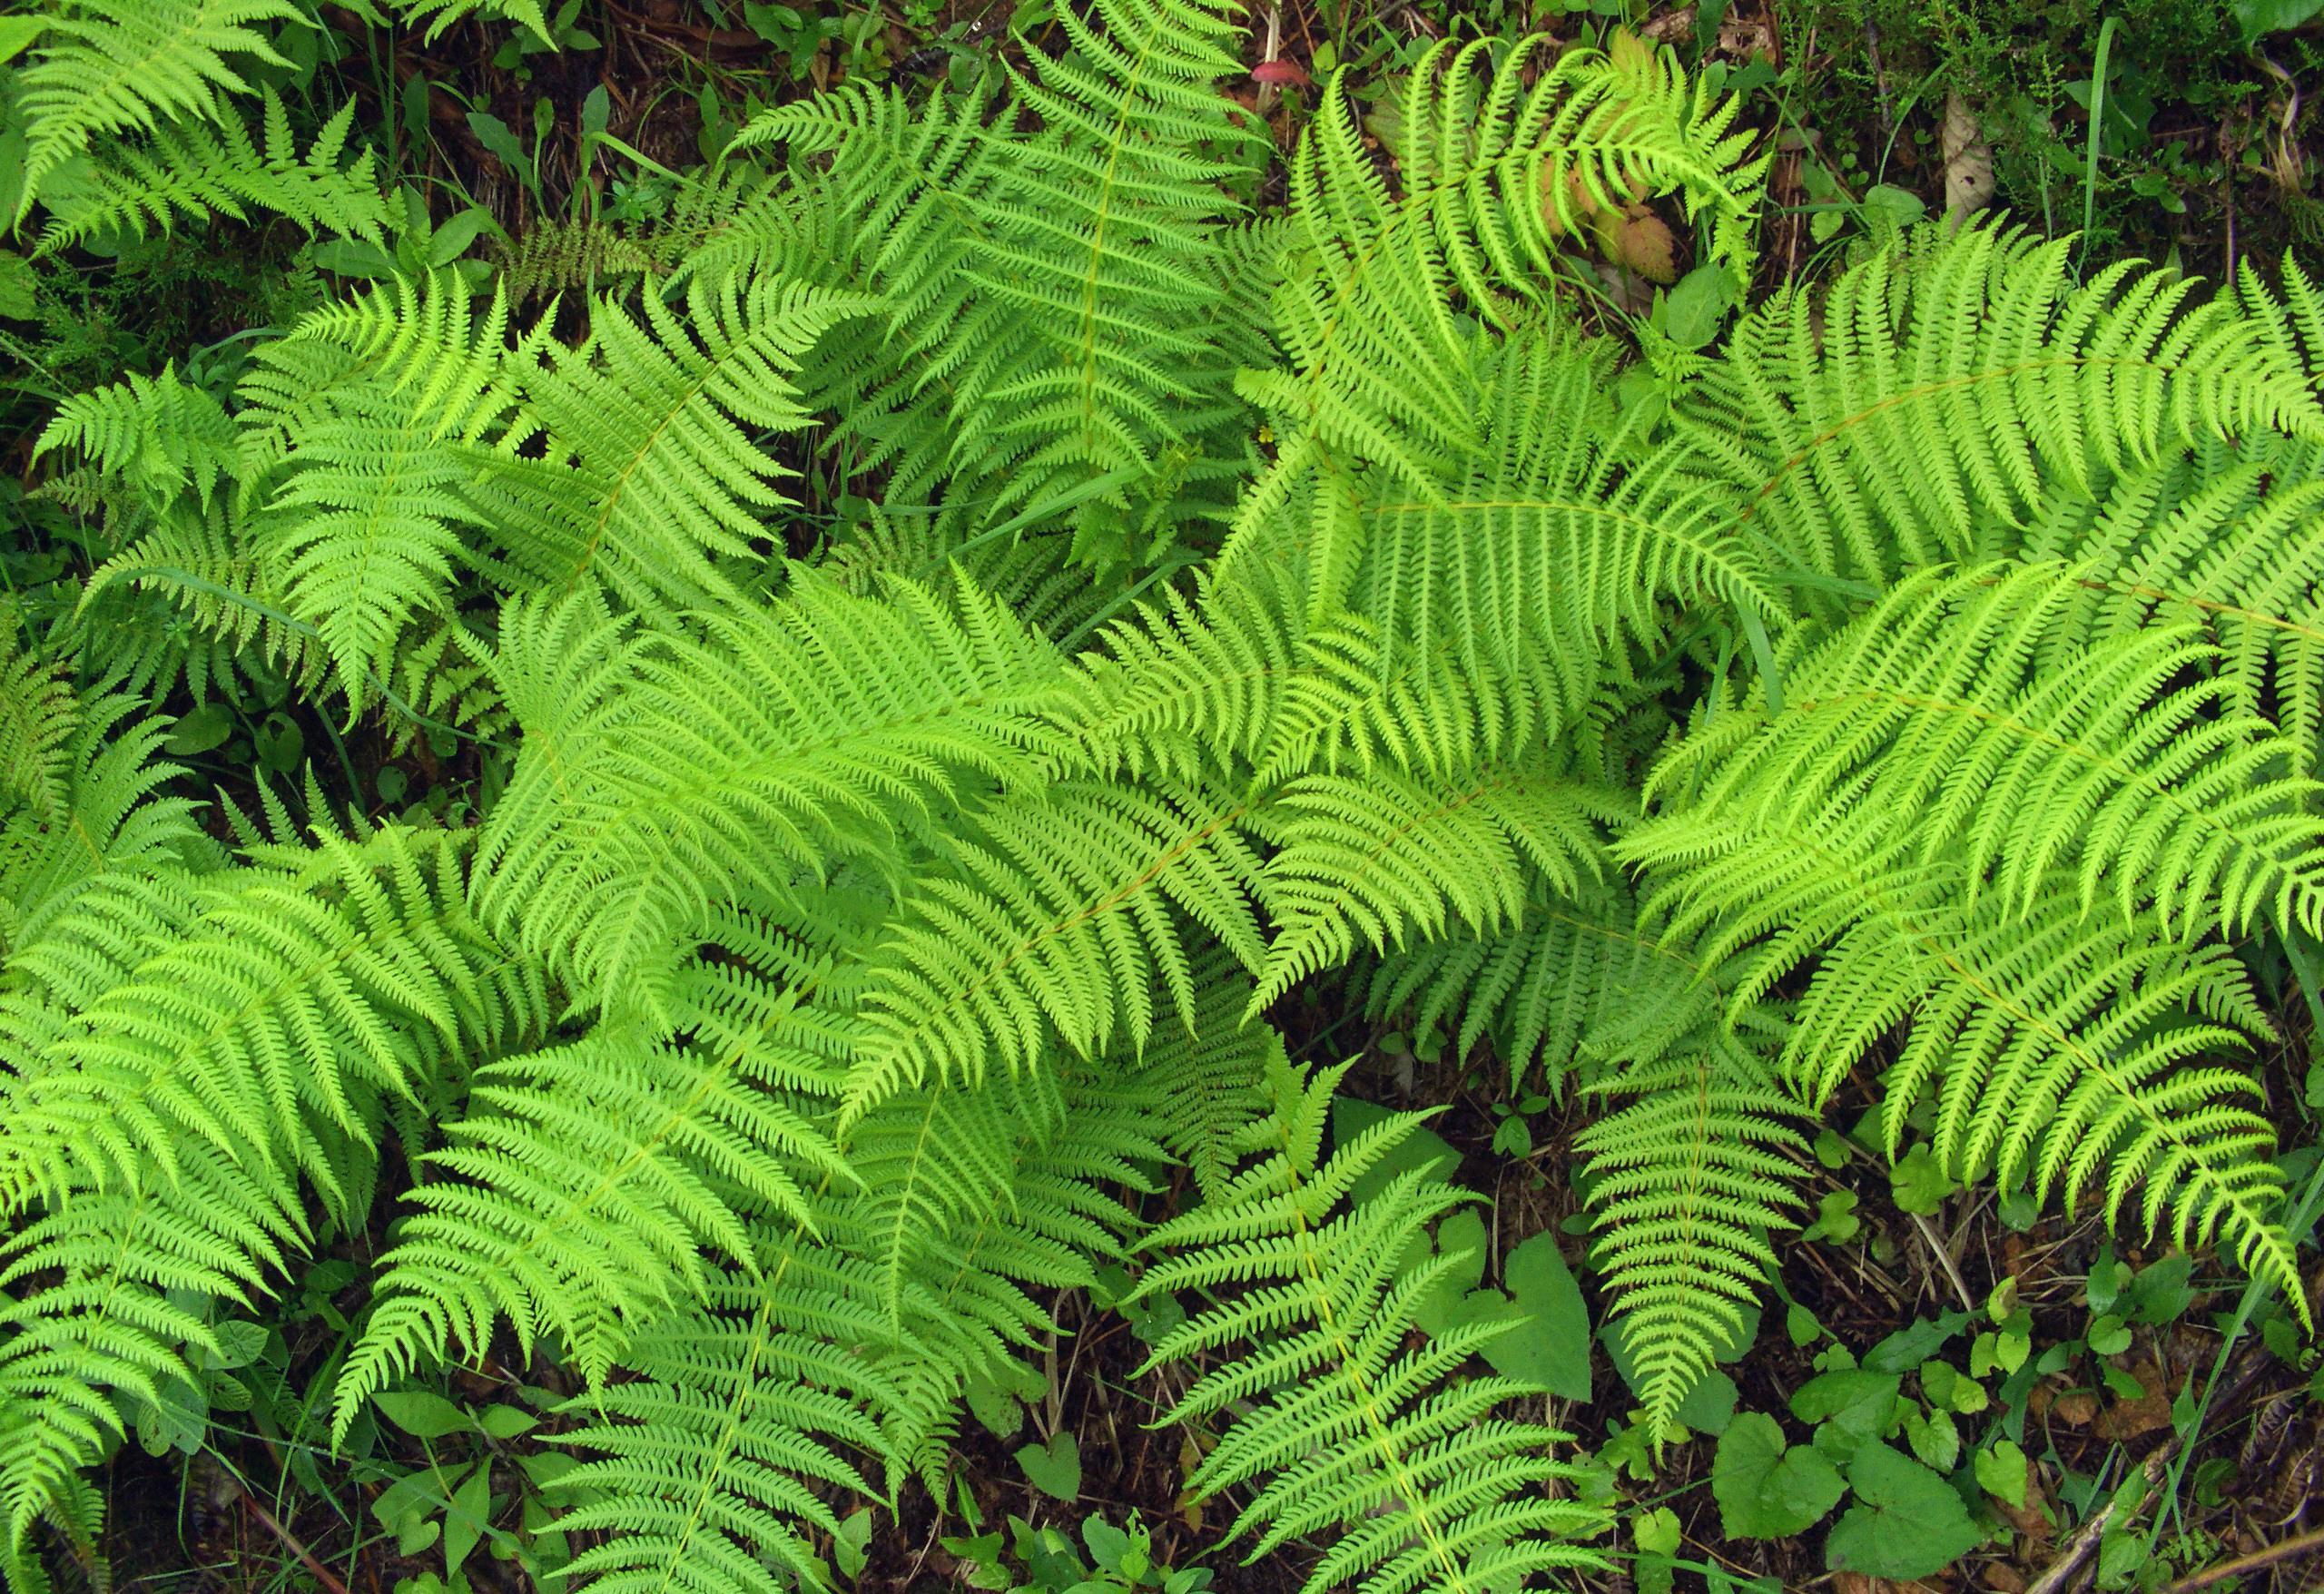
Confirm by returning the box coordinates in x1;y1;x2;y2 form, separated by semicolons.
2050;1390;2100;1426
1251;59;1309;86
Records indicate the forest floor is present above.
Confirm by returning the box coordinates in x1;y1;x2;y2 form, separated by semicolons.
73;0;2324;1590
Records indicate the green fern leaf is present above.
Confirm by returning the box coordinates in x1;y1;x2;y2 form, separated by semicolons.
14;0;305;221
1137;1058;1608;1594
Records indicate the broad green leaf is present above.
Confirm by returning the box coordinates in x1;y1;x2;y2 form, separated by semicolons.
373;1389;473;1439
1016;1431;1081;1501
1712;1413;1845;1540
1824;1444;1982;1579
1975;1440;2030;1509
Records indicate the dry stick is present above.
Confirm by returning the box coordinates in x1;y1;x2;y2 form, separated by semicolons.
2024;1448;2175;1594
2163;1523;2324;1594
237;1491;354;1594
2027;1345;2280;1594
1909;1211;1976;1313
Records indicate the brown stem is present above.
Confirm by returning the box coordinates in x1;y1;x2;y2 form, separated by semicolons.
2163;1524;2324;1594
238;1491;353;1594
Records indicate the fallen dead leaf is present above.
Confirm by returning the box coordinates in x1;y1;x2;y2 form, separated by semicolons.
1943;92;1994;221
1717;14;1774;59
1640;6;1695;44
1983;1567;2029;1593
1610;207;1678;283
2093;1362;2172;1440
2050;1389;2100;1426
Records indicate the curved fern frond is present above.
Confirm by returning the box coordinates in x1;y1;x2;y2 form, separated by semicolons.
2;823;545;1216
473;570;1068;1017
1664;221;2324;591
1137;1058;1608;1594
847;776;1266;1119
1252;761;1620;1006
1577;1026;1809;1443
1622;805;2301;1309
2005;429;2324;779
481;275;879;611
14;0;304;221
1647;562;2324;942
838;1061;1162;1362
340;965;852;1432
1238;34;1763;503
1345;323;1773;696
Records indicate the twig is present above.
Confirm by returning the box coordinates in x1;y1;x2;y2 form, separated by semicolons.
2024;1448;2171;1594
1909;1210;1975;1313
238;1491;353;1594
2164;1523;2324;1593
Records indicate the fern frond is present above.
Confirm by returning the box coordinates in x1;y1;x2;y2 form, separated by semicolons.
1577;1027;1808;1442
730;0;1265;568
838;1062;1162;1360
394;0;555;45
1;823;545;1217
846;776;1266;1119
1252;761;1620;1006
0;1146;300;1560
0;699;203;959
1345;323;1775;687
1132;949;1278;1197
340;954;853;1432
1137;1058;1607;1594
1059;562;1575;788
1647;562;2324;941
34;364;241;511
2005;429;2324;779
1664;222;2324;591
547;1263;897;1594
34;90;387;255
473;570;1067;1017
0;631;76;829
481;275;877;611
1360;875;1717;1095
239;270;530;707
14;0;305;221
1238;34;1763;503
1623;802;2301;1308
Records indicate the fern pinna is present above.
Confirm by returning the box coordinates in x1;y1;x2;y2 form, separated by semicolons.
4;0;2324;1586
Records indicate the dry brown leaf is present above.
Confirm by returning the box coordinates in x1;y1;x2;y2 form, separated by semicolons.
1983;1567;2029;1593
1943;92;1995;220
1610;208;1679;283
1540;169;1600;238
2050;1389;2100;1426
2093;1362;2173;1440
1718;14;1774;58
1640;5;1695;43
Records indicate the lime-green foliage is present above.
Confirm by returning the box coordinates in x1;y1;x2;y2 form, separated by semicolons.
3;0;2323;1587
1137;1058;1607;1594
12;0;304;222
